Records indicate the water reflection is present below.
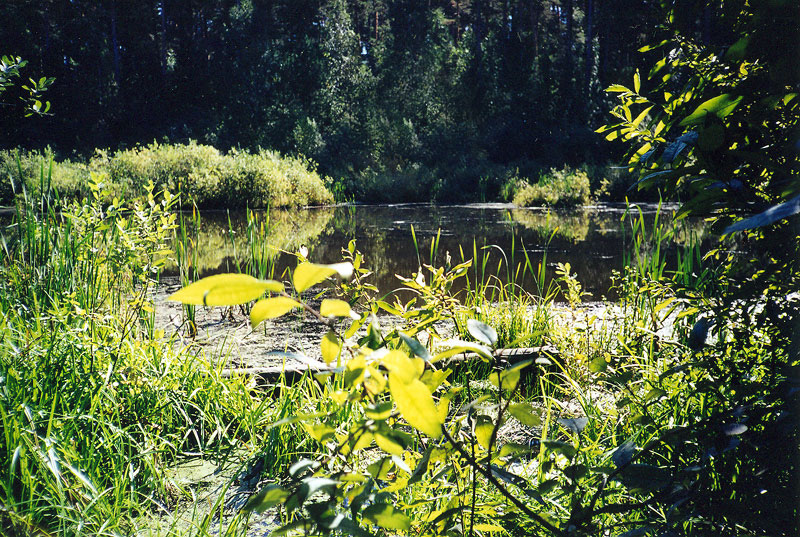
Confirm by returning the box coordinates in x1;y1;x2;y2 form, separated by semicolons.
167;203;708;299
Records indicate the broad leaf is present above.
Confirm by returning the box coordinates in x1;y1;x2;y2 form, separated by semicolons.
168;274;283;306
508;403;541;427
388;372;442;438
679;94;743;126
375;431;405;455
558;417;589;434
543;440;576;458
723;193;800;234
612;441;637;468
399;332;432;361
363;504;411;532
435;340;494;362
243;484;289;514
293;262;353;292
488;360;532;392
250;297;302;327
467;318;498;346
320;299;352;317
320;330;341;365
474;415;494;449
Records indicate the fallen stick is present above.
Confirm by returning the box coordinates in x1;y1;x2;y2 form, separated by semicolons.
219;346;559;381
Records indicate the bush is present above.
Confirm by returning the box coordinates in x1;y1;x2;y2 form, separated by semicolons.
1;142;334;208
0;148;91;204
107;142;333;208
512;167;591;207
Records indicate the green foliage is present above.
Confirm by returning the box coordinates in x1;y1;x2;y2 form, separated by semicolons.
0;142;334;208
512;167;592;207
0;1;651;201
106;142;334;208
596;2;800;531
0;54;54;118
0;184;271;535
0;148;90;203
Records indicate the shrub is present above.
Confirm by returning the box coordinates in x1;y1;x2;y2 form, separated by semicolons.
512;167;592;207
1;142;334;208
107;142;333;208
0;148;91;204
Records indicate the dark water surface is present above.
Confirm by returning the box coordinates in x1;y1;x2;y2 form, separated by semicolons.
168;203;709;299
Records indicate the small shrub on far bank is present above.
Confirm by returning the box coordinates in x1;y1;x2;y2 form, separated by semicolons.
0;142;334;208
0;148;92;202
513;167;592;207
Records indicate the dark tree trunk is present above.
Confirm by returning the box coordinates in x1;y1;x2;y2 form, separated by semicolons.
562;0;574;115
584;0;594;101
110;1;121;87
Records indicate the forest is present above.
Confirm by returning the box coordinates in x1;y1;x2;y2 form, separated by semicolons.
1;0;661;201
0;1;798;536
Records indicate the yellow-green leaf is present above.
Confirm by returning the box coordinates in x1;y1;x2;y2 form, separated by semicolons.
375;431;405;455
293;262;354;292
363;504;411;532
508;403;542;427
320;330;341;365
350;431;374;453
474;415;494;450
243;484;289;514
168;274;283;306
389;372;442;438
366;401;393;421
320;299;352;317
679;94;743;126
383;351;424;383
305;423;335;443
250;297;301;327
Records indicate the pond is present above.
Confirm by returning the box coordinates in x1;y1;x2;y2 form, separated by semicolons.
166;202;710;301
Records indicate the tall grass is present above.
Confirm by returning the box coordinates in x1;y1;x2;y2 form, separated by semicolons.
0;170;277;535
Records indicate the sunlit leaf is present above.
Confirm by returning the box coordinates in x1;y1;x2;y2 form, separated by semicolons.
382;350;424;383
375;431;405;455
305;423;335;442
679;94;743;126
473;524;507;533
389;372;442;438
363;504;411;531
250;297;302;327
588;354;608;373
488;360;531;392
320;299;352;317
243;485;290;514
435;340;494;362
320;330;341;365
365;401;393;421
293;261;353;292
168;274;283;306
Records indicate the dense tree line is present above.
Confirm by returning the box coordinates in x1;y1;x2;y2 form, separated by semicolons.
1;0;664;199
